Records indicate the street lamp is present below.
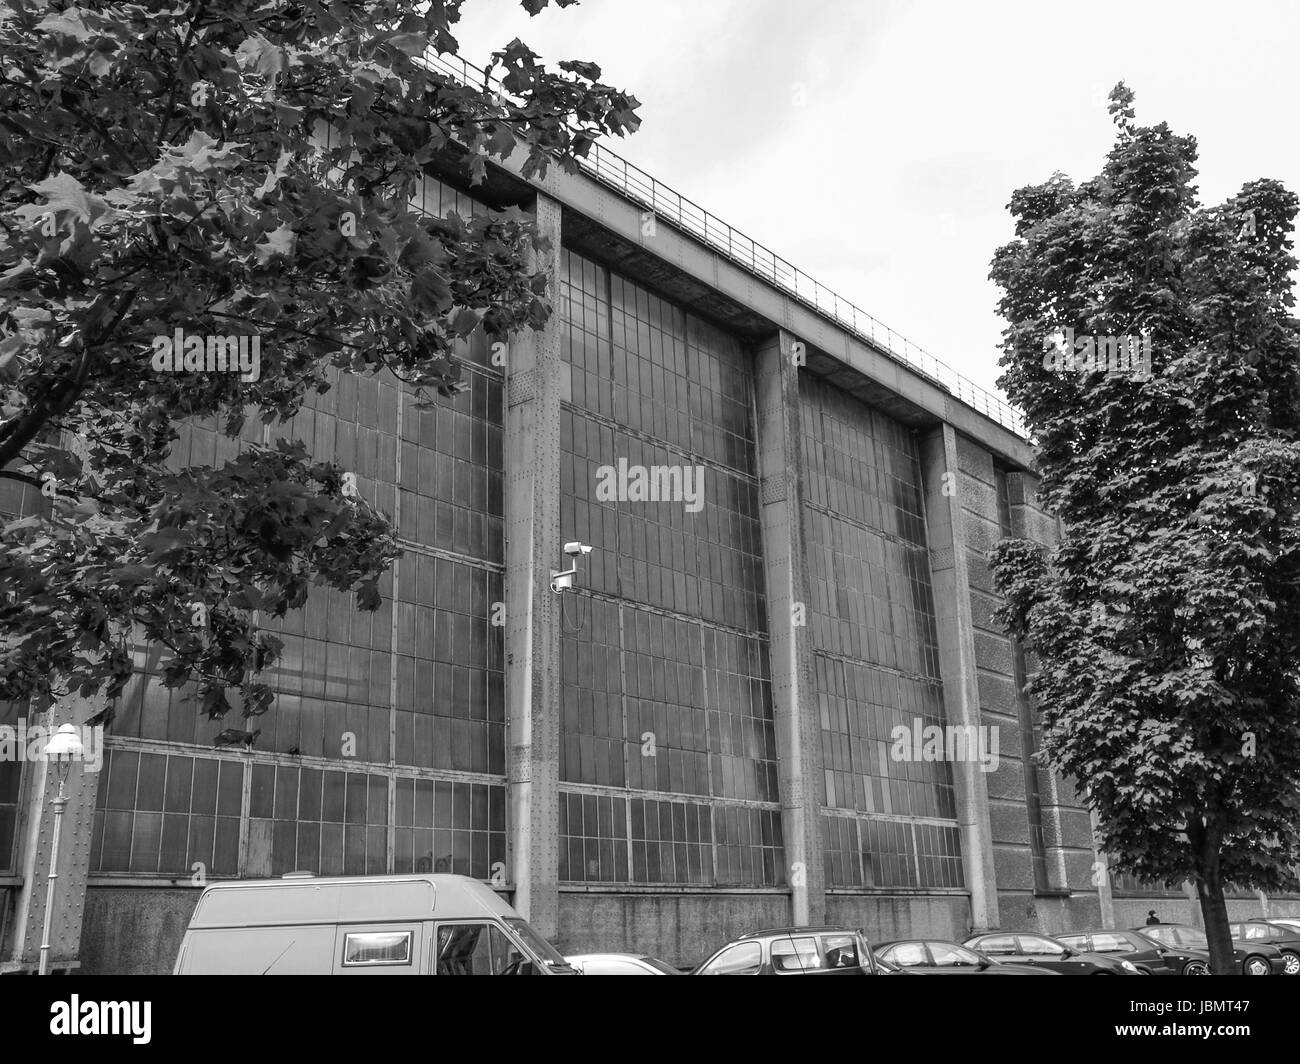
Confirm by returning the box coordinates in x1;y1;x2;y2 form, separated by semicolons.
39;723;84;976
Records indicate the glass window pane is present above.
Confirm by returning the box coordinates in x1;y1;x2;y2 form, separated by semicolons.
698;942;762;976
343;931;412;966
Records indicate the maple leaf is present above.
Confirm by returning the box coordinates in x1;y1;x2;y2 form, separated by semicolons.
254;222;297;265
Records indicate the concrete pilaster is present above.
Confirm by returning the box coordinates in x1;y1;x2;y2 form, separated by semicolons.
503;193;563;936
920;423;1000;932
754;330;825;926
1090;808;1116;927
1007;471;1099;901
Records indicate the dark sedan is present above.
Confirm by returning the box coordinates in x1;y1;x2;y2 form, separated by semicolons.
1229;921;1300;975
1057;928;1210;975
1136;923;1285;974
963;931;1141;974
876;939;1058;974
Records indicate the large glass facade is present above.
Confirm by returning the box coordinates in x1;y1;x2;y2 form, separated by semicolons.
91;176;506;881
557;249;784;887
801;376;963;890
17;187;964;904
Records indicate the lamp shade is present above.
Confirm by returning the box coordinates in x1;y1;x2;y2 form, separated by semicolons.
44;723;85;760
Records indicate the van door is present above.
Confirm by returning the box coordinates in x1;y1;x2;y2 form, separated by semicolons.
331;923;424;976
433;920;533;975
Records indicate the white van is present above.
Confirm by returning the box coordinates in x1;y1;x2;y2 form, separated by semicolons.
173;873;577;975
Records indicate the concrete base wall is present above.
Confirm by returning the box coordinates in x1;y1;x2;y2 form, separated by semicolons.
825;894;971;942
1114;895;1300;930
556;892;790;968
993;889;1103;936
80;887;200;975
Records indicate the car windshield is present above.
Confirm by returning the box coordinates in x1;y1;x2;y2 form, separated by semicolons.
1178;929;1211;949
505;918;569;966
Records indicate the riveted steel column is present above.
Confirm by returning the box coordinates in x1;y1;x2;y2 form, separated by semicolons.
920;423;999;932
503;193;563;937
755;330;824;926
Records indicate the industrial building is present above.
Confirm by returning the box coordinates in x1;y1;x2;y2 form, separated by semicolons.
1;59;1287;974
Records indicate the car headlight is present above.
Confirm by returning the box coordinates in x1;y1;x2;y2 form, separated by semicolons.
1120;960;1139;972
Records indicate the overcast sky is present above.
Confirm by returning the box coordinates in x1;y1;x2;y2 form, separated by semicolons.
451;0;1300;398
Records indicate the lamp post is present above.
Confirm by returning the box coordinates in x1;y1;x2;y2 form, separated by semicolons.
39;722;84;976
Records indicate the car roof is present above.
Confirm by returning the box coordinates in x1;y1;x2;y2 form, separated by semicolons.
967;930;1064;939
1130;924;1234;940
875;938;971;949
738;926;864;939
565;953;658;962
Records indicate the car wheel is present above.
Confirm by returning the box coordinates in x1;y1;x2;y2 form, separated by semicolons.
1182;960;1211;976
1243;955;1272;976
1280;951;1300;976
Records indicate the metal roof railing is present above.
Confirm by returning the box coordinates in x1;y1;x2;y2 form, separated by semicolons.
424;52;1028;439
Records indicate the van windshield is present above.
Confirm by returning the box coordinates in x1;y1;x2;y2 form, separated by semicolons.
505;918;568;966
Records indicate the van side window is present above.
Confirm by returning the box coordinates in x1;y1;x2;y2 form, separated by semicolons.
436;924;524;975
343;931;413;966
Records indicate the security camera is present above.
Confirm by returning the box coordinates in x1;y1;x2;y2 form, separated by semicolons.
563;542;593;556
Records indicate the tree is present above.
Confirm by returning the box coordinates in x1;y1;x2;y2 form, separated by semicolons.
0;1;639;728
989;83;1300;974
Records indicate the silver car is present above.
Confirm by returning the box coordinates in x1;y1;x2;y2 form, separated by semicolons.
565;952;681;975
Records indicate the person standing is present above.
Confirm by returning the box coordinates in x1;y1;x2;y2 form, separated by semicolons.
1145;910;1161;925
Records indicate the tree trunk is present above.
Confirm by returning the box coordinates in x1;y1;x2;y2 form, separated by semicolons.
1197;875;1235;974
1194;823;1235;975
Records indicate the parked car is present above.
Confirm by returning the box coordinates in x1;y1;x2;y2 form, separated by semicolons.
1229;921;1300;975
174;872;577;975
692;926;880;975
962;931;1141;974
565;952;681;975
1135;923;1285;975
875;939;1058;974
1269;918;1300;935
1057;928;1210;975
